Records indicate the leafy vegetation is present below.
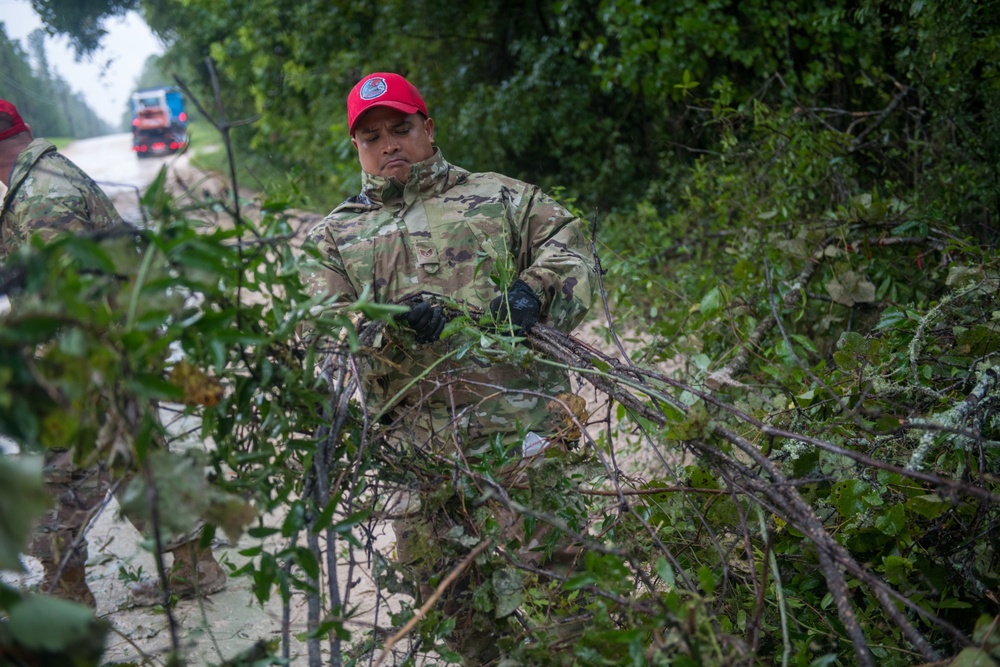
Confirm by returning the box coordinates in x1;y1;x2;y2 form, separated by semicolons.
2;0;1000;665
0;23;112;138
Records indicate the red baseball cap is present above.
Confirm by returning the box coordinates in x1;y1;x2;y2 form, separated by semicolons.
347;73;428;135
0;100;28;141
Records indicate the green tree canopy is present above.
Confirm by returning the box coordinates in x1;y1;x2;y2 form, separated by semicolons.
23;0;1000;224
0;23;112;138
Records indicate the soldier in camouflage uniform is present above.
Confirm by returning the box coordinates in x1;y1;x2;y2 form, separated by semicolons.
1;99;125;608
0;100;226;608
312;74;596;663
0;103;122;253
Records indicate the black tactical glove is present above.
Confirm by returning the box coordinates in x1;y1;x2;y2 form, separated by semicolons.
398;301;446;343
487;279;541;334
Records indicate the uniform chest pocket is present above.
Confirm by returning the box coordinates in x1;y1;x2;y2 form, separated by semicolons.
337;215;407;300
463;214;520;274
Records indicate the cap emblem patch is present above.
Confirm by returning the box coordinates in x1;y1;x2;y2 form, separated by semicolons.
359;78;387;101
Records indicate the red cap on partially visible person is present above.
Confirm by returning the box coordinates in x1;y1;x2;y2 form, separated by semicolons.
0;100;29;142
347;73;428;135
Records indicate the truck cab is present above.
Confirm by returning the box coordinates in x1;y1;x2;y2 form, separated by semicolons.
131;87;189;157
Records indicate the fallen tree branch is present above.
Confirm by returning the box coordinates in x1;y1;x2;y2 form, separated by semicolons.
709;246;823;385
373;537;494;667
335;285;994;664
520;320;985;662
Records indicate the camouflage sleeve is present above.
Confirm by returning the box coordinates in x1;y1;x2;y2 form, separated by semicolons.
1;153;121;258
515;186;596;332
3;192;102;253
311;218;359;304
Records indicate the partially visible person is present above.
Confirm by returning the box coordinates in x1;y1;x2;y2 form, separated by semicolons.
0;101;121;252
0;99;226;608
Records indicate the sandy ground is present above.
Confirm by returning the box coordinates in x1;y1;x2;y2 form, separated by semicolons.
3;375;409;662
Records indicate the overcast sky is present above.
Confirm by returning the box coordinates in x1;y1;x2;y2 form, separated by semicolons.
1;0;164;127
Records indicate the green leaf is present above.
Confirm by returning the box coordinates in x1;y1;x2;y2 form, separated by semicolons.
948;648;999;667
121;450;255;546
6;595;108;657
173;240;229;273
791;334;818;354
874;504;905;536
0;456;49;570
699;287;724;317
834;331;867;370
62;236;117;274
956;325;1000;356
874;307;908;331
666;401;710;440
442;525;480;549
906;494;949;520
563;572;598;590
492;568;523;619
831;479;869;518
656;558;675;587
247;526;281;539
936;598;972;610
1;314;65;342
685;466;719;490
357;301;410;320
57;327;87;357
790;447;819;477
295;546;321;581
592;358;611;373
697;565;716;596
331;510;371;534
881;555;912;585
127;373;184;401
972;613;1000;649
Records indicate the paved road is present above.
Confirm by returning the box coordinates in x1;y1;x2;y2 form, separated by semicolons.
61;132;190;225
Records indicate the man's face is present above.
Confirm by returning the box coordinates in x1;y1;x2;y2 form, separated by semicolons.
351;107;435;182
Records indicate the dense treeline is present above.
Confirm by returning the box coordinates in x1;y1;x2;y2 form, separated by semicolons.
0;23;113;138
27;0;1000;224
6;1;1000;666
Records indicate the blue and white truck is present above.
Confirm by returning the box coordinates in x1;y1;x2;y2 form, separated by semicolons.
130;86;188;157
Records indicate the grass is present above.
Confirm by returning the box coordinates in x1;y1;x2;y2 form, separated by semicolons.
185;122;306;204
48;137;75;151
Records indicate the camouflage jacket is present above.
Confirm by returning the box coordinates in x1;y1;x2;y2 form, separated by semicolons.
313;149;596;445
0;139;122;260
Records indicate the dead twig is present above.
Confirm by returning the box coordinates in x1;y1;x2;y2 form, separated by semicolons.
373;537;494;667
